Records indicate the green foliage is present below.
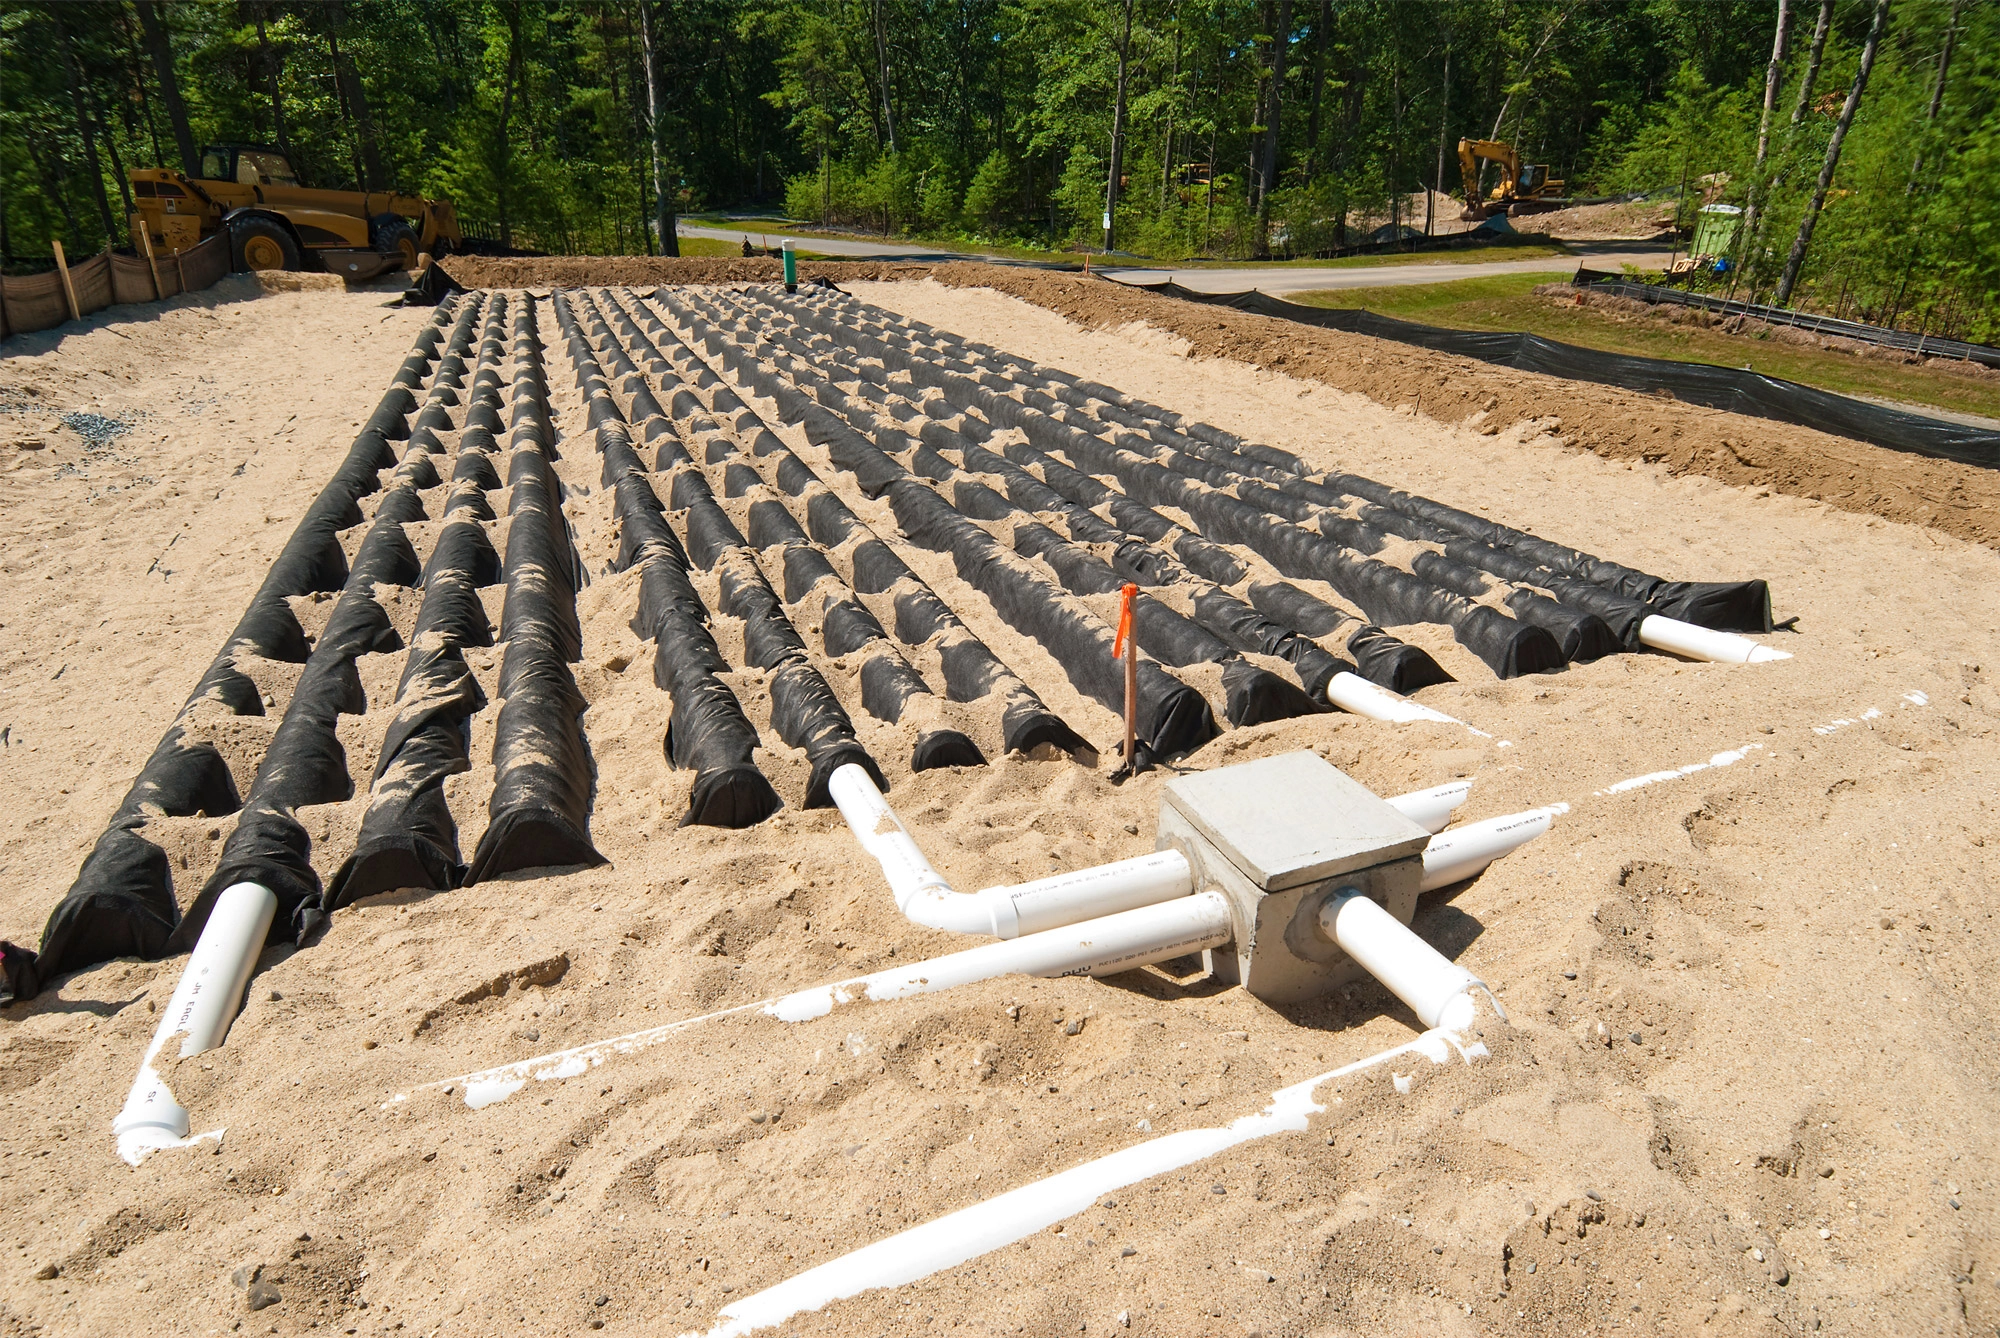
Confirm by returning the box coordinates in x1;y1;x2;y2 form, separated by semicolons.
0;0;1992;342
960;151;1015;230
1590;63;1756;201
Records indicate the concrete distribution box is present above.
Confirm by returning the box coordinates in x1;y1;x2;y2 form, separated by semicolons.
1156;751;1432;1003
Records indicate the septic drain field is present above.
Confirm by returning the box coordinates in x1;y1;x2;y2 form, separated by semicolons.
2;274;1998;1338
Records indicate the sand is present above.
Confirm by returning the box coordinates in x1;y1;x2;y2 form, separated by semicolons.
3;269;1999;1338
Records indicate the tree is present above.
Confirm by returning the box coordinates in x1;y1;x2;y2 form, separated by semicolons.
133;1;197;177
1103;0;1135;252
1776;0;1892;305
639;0;679;255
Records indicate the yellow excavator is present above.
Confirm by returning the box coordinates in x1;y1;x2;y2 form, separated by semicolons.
1457;139;1567;220
128;143;462;279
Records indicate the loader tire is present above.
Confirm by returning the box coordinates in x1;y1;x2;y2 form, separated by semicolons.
229;216;300;272
370;214;421;271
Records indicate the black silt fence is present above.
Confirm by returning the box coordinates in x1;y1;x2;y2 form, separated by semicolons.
1;303;460;1003
1136;280;2000;469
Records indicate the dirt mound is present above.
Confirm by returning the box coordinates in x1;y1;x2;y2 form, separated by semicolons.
1509;198;1674;241
1533;283;1999;378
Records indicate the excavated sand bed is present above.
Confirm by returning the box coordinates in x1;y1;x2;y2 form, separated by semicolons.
2;272;1997;1338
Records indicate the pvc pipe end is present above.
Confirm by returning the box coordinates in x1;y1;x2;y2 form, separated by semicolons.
1746;645;1792;663
1434;990;1479;1034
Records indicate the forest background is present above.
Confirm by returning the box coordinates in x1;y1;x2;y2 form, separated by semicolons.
0;0;1993;339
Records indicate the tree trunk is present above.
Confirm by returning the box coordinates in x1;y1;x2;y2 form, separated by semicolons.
1736;0;1790;263
1788;0;1834;128
326;8;385;191
1907;0;1965;192
1429;47;1450;236
1103;0;1134;252
872;0;898;154
1746;0;1830;293
496;4;524;249
1303;0;1331;178
256;11;293;161
91;85;136;217
639;0;678;255
1776;0;1890;306
52;8;119;247
135;2;199;176
1489;2;1573;142
1160;27;1180;209
1252;0;1291;259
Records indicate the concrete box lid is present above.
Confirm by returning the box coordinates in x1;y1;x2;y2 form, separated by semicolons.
1161;751;1431;891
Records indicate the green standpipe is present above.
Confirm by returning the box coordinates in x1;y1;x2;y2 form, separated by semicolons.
782;239;797;293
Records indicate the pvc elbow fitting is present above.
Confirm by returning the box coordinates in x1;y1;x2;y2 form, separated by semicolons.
114;880;276;1165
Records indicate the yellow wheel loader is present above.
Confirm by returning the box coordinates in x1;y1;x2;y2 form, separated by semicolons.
128;143;462;280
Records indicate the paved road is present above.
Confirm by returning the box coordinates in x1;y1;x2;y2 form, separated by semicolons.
678;222;1672;296
679;223;977;261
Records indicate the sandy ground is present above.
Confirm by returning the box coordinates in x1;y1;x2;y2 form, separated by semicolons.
3;270;1999;1338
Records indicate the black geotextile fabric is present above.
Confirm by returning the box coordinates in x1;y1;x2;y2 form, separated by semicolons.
802;408;1216;761
768;296;1478;690
790;292;1776;634
644;388;890;809
1010;399;1562;678
633;294;1084;758
600;423;783;828
167;474;429;953
553;292;787;824
783;297;1591;674
719;290;1412;724
953;439;1356;703
325;512;499;909
697;294;1313;728
465;312;605;884
648;329;993;777
1135;282;2000;469
2;308;459;1001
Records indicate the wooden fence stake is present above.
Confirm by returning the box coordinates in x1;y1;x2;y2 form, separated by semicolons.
140;229;164;301
51;240;81;323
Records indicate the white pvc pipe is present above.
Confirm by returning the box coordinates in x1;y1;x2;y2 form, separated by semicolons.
831;762;1200;937
768;891;1234;1020
1419;804;1565;892
836;761;1480;940
113;881;276;1166
1639;615;1791;664
685;996;1502;1338
1323;671;1466;724
1320;891;1498;1031
1384;779;1472;834
973;851;1194;937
